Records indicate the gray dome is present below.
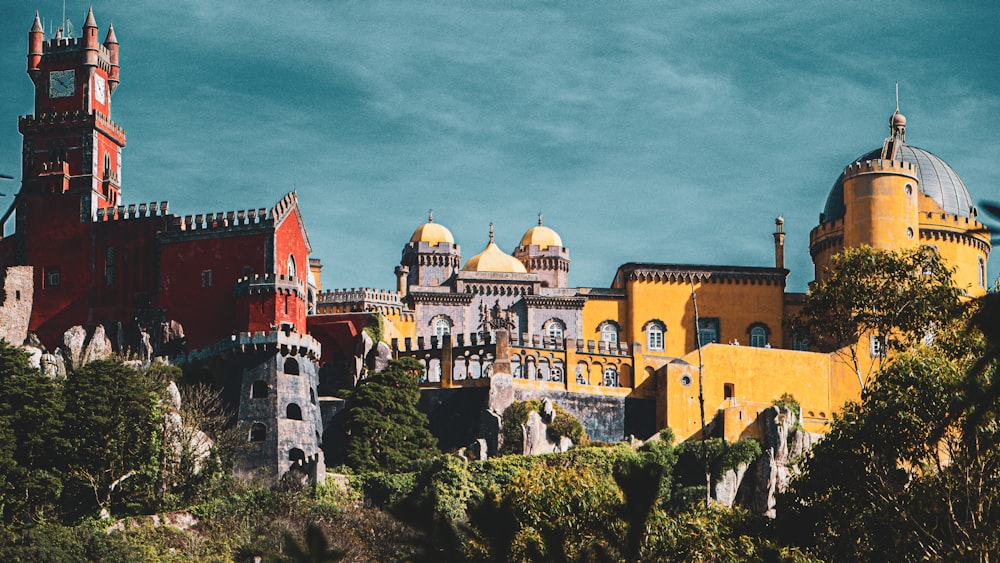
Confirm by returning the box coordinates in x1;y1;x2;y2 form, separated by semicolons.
822;145;976;223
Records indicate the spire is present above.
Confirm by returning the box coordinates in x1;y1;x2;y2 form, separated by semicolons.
83;6;97;29
31;11;43;32
489;222;495;244
428;209;433;223
104;22;118;45
538;212;543;226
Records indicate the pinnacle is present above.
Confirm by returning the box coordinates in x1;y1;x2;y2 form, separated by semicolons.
31;11;43;32
104;22;118;45
84;6;97;28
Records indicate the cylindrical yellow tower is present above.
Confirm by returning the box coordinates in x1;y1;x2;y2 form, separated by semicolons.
841;158;920;251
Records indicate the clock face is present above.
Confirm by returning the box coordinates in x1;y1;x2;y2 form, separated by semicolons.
49;69;76;98
94;75;107;104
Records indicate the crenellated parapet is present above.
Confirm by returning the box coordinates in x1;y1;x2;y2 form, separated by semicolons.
19;111;125;144
179;330;322;364
270;191;299;223
842;158;918;181
172;208;273;232
234;273;305;299
314;287;410;316
93;201;170;221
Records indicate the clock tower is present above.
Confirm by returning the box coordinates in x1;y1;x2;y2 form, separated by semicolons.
19;8;123;211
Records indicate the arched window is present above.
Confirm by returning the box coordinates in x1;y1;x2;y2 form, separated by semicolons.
747;323;769;348
603;365;619;387
249;423;267;442
286;403;303;420
287;254;297;279
250;380;268;398
283;357;300;375
544;319;565;342
434;319;451;337
980;257;987;288
289;448;305;462
598;321;620;345
644;320;665;351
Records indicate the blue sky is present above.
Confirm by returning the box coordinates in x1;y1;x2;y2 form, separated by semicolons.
0;1;997;292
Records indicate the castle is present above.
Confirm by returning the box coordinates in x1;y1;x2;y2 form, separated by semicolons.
0;10;991;480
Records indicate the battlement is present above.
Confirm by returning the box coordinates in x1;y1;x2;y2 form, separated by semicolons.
19;111;126;141
270;191;298;222
94;201;170;222
180;330;322;364
842;158;917;180
317;287;403;305
171;208;274;232
234;273;305;298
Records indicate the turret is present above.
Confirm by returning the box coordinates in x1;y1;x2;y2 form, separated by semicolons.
104;23;119;93
773;216;785;269
27;12;43;83
514;213;570;288
82;8;99;71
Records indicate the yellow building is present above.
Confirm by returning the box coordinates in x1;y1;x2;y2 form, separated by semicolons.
317;107;990;445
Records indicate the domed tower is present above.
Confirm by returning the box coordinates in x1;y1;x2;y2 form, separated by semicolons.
810;107;991;295
514;213;570;288
398;211;461;294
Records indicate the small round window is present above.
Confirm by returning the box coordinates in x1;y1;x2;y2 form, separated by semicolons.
906;227;914;239
680;374;693;387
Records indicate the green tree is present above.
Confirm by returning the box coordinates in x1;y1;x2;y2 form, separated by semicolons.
781;316;1000;560
60;360;165;521
0;340;65;524
344;358;438;472
791;245;962;388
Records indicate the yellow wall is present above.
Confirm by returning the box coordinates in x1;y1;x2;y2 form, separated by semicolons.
662;345;860;442
581;295;627;342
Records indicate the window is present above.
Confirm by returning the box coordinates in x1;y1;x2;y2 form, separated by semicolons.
249;423;267;442
870;335;886;358
44;266;60;288
747;324;769;348
792;333;809;351
644;321;665;351
287;254;297;279
598;321;619;345
286;403;303;420
250;380;268;398
434;319;451;337
545;319;565;342
283;357;300;375
603;366;619;387
289;448;305;462
201;269;212;288
103;153;111;178
980;258;987;289
724;383;735;399
697;318;719;347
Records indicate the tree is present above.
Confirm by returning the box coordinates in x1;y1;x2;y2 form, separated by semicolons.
781;311;1000;560
343;358;438;472
791;245;962;388
60;360;166;520
0;340;65;524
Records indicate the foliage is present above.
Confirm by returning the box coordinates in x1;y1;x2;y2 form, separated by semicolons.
499;399;589;455
343;357;438;472
780;315;1000;561
362;314;384;345
60;360;166;521
790;245;962;387
673;438;761;502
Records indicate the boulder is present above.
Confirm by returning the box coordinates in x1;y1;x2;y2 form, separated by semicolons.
372;341;391;373
60;325;88;371
81;324;114;365
21;344;42;369
42;350;67;379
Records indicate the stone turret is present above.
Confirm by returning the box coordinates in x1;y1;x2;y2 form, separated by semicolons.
514;214;570;288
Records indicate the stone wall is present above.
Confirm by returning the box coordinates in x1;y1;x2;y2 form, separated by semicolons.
513;388;655;443
0;266;32;346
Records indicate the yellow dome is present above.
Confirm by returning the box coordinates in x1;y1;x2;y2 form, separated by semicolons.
519;213;562;250
409;211;454;246
520;225;562;250
463;225;528;274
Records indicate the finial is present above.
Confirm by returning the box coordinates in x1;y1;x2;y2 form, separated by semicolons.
895;81;899;112
538;212;543;226
428;209;433;223
489;222;494;243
